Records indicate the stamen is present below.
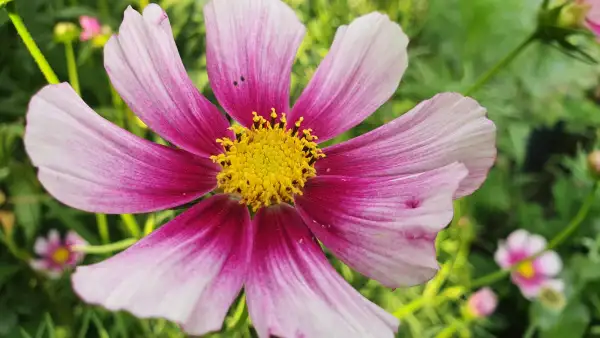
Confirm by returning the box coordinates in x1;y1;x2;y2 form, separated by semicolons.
211;109;325;211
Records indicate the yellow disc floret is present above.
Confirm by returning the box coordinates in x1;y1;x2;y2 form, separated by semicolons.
211;109;325;211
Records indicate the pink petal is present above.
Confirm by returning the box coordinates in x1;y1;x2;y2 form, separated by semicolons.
246;204;398;338
34;236;49;256
66;231;87;263
535;251;562;277
30;259;50;271
505;229;530;252
204;0;305;127
494;244;511;269
72;195;253;336
288;12;408;143
65;231;87;247
295;163;468;288
317;93;496;198
518;281;542;299
542;279;565;293
525;234;547;256
25;83;218;214
48;229;61;247
105;4;231;157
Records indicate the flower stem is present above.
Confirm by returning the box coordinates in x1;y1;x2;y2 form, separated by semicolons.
64;41;80;95
6;10;59;84
120;214;141;238
72;238;137;254
471;181;598;289
95;214;109;244
548;181;598;249
463;33;537;96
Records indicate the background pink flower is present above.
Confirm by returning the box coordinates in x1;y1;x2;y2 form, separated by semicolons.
495;230;563;299
466;287;498;318
79;16;101;41
30;230;87;279
579;0;600;36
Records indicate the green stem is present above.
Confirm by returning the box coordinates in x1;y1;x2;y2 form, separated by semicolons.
72;238;137;254
548;181;598;249
95;213;109;244
463;33;537;96
6;10;59;84
64;41;80;95
120;214;141;238
471;182;598;289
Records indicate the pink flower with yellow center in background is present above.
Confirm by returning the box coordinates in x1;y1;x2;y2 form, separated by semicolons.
30;230;87;279
495;230;564;299
466;287;498;319
79;16;102;41
24;1;496;337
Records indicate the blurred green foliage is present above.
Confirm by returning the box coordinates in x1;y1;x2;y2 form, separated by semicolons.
2;0;600;337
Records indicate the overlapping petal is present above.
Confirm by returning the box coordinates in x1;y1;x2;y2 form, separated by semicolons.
24;83;218;214
295;163;467;288
246;204;398;338
72;195;253;336
317;93;496;198
289;12;408;143
204;0;305;127
105;4;231;157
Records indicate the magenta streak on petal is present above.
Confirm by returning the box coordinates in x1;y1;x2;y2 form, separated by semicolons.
24;83;218;214
289;12;408;143
295;163;468;288
317;93;496;198
246;204;398;338
105;4;231;158
72;194;253;336
204;0;305;128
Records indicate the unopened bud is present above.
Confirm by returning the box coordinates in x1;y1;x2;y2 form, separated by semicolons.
0;211;15;235
54;22;79;44
587;151;600;178
463;287;498;319
539;286;566;311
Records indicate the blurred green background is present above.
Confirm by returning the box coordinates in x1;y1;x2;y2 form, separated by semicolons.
2;0;600;337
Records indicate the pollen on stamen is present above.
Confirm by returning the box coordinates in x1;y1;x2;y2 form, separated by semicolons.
210;109;325;211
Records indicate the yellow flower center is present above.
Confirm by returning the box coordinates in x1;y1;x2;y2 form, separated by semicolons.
211;110;325;211
52;247;70;264
517;260;535;279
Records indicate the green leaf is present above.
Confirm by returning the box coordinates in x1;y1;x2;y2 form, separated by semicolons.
539;299;590;338
0;306;17;336
7;165;41;242
0;265;20;288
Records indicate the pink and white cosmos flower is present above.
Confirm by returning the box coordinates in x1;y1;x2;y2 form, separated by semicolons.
24;0;496;336
495;230;564;299
30;230;87;279
79;16;102;41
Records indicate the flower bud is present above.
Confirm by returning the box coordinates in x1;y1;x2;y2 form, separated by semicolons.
54;22;79;44
464;287;498;319
538;285;566;311
587;150;600;178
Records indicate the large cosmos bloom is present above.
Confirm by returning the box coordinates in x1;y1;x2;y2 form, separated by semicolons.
24;1;496;337
494;230;564;299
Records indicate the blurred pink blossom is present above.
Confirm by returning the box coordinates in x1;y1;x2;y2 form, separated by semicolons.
495;229;563;299
79;16;102;41
579;0;600;36
467;287;498;318
30;230;87;279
